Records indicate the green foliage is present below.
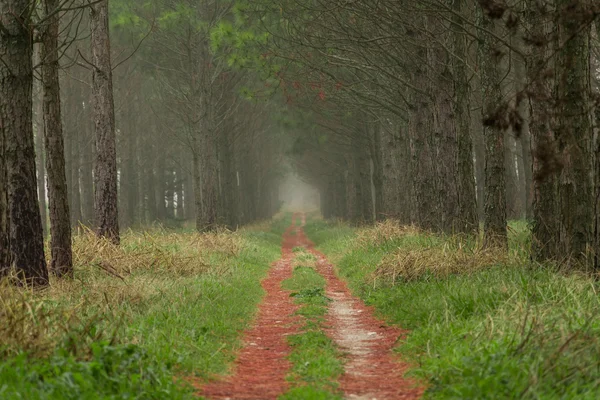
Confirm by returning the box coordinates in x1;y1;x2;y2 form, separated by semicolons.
270;212;294;236
0;343;191;399
306;219;600;399
0;230;281;398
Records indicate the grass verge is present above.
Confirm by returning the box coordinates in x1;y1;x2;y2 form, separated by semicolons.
279;249;343;400
0;226;282;399
305;219;600;399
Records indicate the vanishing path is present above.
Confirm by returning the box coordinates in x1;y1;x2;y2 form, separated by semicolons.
199;214;422;399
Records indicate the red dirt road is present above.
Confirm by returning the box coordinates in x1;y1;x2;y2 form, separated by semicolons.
198;213;422;399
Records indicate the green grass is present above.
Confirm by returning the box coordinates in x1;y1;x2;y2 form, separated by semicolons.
128;232;281;378
0;229;282;399
271;212;294;236
279;251;343;400
305;219;600;399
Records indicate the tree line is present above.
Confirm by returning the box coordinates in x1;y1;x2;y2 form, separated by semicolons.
241;0;600;267
0;0;286;287
1;0;599;287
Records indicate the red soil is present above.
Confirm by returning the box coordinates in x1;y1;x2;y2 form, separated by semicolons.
198;215;303;400
197;213;423;399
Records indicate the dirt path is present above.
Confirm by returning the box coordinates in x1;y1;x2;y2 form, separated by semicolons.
199;214;303;399
198;214;422;399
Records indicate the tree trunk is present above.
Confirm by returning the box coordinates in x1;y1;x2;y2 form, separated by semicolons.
369;123;384;221
410;98;437;230
70;130;82;226
166;167;175;220
0;0;48;286
90;0;119;244
479;12;507;247
42;0;73;276
155;155;167;221
524;0;558;261
0;111;9;275
452;0;478;233
198;101;218;230
192;143;203;230
34;46;48;237
120;101;137;229
554;0;593;262
514;30;533;220
80;113;94;227
176;167;184;219
504;132;520;219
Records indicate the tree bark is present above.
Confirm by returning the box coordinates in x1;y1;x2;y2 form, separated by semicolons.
504;132;521;219
198;96;218;230
554;0;593;262
34;46;48;237
42;0;73;276
155;155;167;221
0;0;48;286
452;0;478;233
479;12;507;247
0;108;9;275
80;111;94;227
90;0;119;244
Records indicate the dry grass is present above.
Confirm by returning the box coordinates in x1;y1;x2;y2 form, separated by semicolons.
241;220;273;232
73;227;242;277
355;219;421;248
0;278;118;359
0;228;245;359
293;248;318;269
371;244;510;285
353;220;518;284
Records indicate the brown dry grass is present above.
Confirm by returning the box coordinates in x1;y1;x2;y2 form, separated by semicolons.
293;248;318;269
0;228;245;359
73;227;242;277
355;219;421;248
371;244;509;285
354;219;518;285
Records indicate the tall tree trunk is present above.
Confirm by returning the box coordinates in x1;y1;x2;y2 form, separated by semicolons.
192;142;203;230
199;100;218;230
504;133;520;219
119;101;136;228
452;0;478;233
410;99;437;230
90;0;119;244
70;132;81;226
176;167;184;219
166;167;175;219
80;112;94;227
42;0;73;276
514;27;533;220
155;155;166;221
528;6;559;262
0;0;48;286
369;123;384;221
34;46;48;237
479;11;507;247
554;0;593;262
471;76;486;222
35;96;48;238
0;111;9;275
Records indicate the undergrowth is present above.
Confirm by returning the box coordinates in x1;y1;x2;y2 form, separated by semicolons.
305;218;600;399
0;225;282;399
280;248;343;400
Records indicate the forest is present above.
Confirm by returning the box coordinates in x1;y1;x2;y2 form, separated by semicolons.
1;0;600;399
